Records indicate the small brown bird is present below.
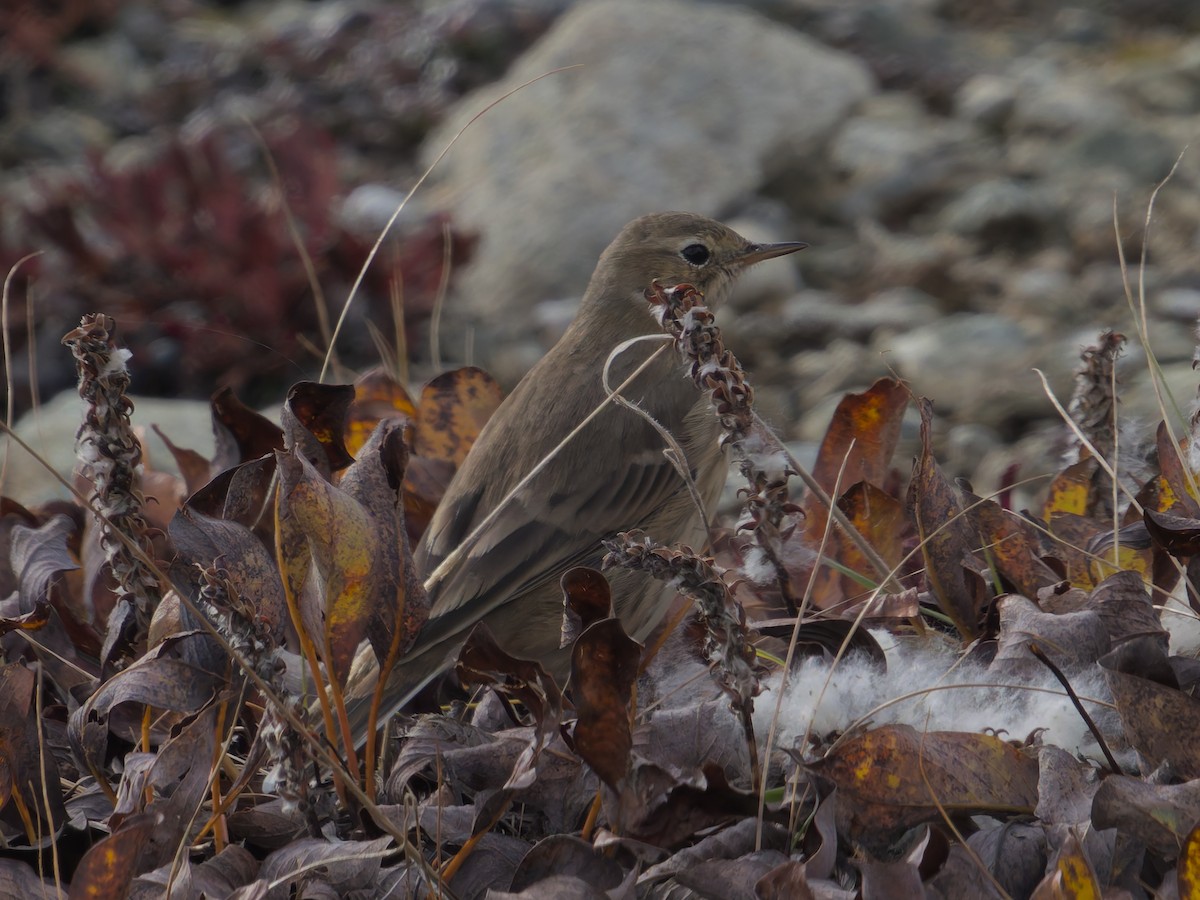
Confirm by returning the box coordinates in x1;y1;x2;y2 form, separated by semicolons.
348;212;803;739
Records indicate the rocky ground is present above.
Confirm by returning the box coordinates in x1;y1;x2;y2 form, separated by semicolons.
4;0;1200;509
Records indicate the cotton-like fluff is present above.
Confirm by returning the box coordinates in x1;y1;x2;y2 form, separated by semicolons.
756;631;1112;757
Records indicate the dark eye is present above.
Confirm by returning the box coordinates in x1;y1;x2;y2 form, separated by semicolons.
680;243;711;266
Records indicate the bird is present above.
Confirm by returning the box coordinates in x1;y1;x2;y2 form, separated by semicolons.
346;212;804;741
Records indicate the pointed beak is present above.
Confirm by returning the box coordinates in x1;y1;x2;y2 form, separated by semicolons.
736;240;808;265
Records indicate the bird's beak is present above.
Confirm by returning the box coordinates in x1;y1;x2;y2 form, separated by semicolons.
736;241;808;265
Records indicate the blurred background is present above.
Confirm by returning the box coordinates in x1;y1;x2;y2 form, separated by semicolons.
3;0;1200;504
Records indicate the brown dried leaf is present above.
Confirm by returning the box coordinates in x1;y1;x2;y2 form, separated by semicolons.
275;448;381;686
413;366;503;467
170;507;288;640
1144;507;1200;556
1101;637;1200;779
909;399;985;638
186;455;278;549
210;386;284;472
963;489;1061;599
806;724;1039;848
67;810;160;899
67;653;221;775
989;594;1110;680
1093;776;1200;858
570;618;640;791
509;835;625;895
1042;458;1099;522
1029;831;1101;899
1179;820;1200;898
281;381;356;474
0;663;65;848
1088;569;1168;652
1150;420;1200;517
559;566;614;648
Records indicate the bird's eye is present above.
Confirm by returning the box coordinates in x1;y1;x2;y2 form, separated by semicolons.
680;243;711;266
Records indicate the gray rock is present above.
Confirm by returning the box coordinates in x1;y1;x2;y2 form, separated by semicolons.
882;313;1063;426
2;392;220;506
1154;287;1200;322
938;178;1059;244
338;184;430;237
1009;64;1125;135
830;94;971;179
857;287;942;334
955;75;1017;131
1055;125;1180;184
421;0;873;324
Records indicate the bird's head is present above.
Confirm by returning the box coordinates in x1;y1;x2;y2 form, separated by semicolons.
583;212;806;325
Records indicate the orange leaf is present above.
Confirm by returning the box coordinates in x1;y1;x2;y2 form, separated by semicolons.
414;366;503;466
807;377;907;535
346;367;417;458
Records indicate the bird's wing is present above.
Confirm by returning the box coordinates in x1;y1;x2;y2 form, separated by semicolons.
416;398;718;639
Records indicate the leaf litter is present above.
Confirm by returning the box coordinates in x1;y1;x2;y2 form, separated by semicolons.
5;279;1200;898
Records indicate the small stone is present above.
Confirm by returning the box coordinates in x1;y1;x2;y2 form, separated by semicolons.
939;178;1058;246
955;75;1017;130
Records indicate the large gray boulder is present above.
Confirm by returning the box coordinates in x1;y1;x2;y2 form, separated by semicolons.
421;0;873;330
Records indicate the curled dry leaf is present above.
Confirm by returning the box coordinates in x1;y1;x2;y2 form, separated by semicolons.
559;565;614;648
345;367;417;458
988;594;1110;680
210;386;285;472
281;381;356;475
275;424;421;689
68;650;222;775
909;398;987;639
1092;775;1200;858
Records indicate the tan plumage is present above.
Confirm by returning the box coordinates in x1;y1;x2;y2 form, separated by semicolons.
347;212;803;740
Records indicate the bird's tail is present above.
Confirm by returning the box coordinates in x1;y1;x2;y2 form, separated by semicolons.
339;636;457;748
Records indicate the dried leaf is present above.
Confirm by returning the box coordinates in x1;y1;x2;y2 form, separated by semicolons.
1179;820;1200;898
275;449;380;686
1101;637;1200;779
909;399;985;638
345;367;417;457
413;366;503;466
210;386;284;472
68;811;161;899
559;566;614;649
809;377;908;507
570;618;640;791
1030;830;1100;899
963;489;1060;599
281;381;356;474
806;724;1039;848
1093;776;1200;858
